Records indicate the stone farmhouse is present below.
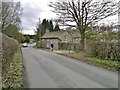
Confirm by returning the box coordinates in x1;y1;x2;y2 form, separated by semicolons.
41;29;81;49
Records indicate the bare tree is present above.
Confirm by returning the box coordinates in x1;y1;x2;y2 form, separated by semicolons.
49;0;117;51
1;1;22;31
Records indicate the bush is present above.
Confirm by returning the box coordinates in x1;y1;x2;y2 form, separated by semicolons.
73;43;82;52
36;41;41;48
3;24;25;43
58;43;69;50
58;43;81;52
2;33;19;86
2;33;18;62
3;47;23;88
86;41;119;61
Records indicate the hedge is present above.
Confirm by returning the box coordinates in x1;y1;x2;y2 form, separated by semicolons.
2;33;19;86
86;41;119;61
58;43;81;52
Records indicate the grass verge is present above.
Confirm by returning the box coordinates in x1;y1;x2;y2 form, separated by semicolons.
58;52;120;71
3;46;23;88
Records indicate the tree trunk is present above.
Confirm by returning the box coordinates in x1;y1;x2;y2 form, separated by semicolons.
78;26;85;51
80;32;85;51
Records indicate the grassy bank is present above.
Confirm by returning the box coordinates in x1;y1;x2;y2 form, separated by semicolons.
3;47;23;88
58;52;120;71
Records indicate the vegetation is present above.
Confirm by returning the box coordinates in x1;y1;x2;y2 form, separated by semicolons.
2;33;23;89
85;24;117;41
35;41;41;48
49;0;117;51
85;57;120;70
54;24;60;31
1;2;22;31
36;19;61;41
3;24;25;43
1;1;24;89
49;20;54;32
85;41;119;61
2;1;24;43
58;52;120;71
3;46;23;88
2;34;19;70
24;35;30;43
36;19;47;41
56;23;119;70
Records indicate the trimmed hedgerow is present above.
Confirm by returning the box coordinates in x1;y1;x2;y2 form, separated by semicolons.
2;33;23;88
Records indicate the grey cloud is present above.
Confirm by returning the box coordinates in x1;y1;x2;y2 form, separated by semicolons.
21;2;43;30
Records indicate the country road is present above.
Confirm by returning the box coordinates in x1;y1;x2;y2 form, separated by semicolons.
22;47;118;88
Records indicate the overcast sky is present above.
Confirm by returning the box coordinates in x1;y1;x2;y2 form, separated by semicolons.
14;0;119;35
15;0;57;35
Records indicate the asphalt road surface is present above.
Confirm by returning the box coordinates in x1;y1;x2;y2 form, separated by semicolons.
22;47;118;88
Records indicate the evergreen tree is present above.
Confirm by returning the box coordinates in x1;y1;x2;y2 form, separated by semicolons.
49;20;54;32
24;35;30;43
46;20;49;29
54;24;60;31
36;19;61;41
36;19;47;41
42;19;47;28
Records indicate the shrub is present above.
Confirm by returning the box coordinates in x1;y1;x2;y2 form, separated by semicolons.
58;43;81;52
2;33;19;85
58;43;69;50
36;41;41;48
3;47;23;88
86;41;119;61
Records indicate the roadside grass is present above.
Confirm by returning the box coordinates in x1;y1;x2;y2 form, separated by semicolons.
58;52;120;71
3;46;23;88
85;57;120;71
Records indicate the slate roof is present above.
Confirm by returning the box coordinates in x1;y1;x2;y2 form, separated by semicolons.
67;30;80;38
41;31;63;39
41;30;80;39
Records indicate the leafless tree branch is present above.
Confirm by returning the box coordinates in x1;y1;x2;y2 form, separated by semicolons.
1;2;22;31
49;0;117;50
